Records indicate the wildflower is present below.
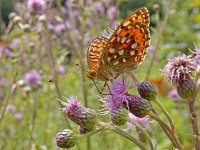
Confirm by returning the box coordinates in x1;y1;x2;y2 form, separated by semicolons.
137;81;157;101
13;112;22;123
57;66;65;74
62;97;97;130
54;24;66;36
177;77;196;99
191;43;200;75
55;129;77;148
6;104;15;113
107;6;120;21
24;70;41;88
27;0;46;14
128;113;150;131
167;89;180;101
149;45;156;52
85;18;92;28
162;54;196;86
128;113;151;142
92;2;105;16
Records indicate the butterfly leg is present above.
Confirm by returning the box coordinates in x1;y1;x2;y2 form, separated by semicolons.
92;80;110;95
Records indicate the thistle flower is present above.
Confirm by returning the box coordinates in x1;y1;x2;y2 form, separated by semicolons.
128;113;151;142
57;66;65;74
27;0;46;14
137;81;157;101
110;107;128;126
162;54;196;86
167;89;180;101
107;6;120;21
54;24;66;36
55;129;77;149
13;112;22;123
24;70;41;88
62;97;97;130
128;113;150;131
191;43;200;75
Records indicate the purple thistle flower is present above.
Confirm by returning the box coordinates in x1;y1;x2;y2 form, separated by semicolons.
107;6;120;21
6;104;15;113
191;43;200;75
167;89;180;101
106;78;129;113
85;18;92;28
162;54;196;86
149;45;156;52
128;113;150;131
24;70;41;88
57;66;65;74
62;97;97;130
13;112;22;123
92;2;105;16
54;24;66;36
27;0;46;14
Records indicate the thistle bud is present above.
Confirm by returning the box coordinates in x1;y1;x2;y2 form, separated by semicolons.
63;97;97;130
177;77;196;99
110;107;128;126
55;129;77;149
137;81;157;101
123;95;152;118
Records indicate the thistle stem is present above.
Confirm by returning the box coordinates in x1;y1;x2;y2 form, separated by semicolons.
155;97;175;131
149;112;183;150
127;118;155;150
187;97;200;150
96;121;147;150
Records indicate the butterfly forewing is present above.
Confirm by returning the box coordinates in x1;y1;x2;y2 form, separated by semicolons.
101;7;150;73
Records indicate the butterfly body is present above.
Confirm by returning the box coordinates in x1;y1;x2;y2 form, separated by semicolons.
87;7;150;81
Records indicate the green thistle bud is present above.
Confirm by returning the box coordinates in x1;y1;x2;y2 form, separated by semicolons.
63;97;97;130
177;77;196;99
55;129;77;149
111;107;128;126
137;81;157;101
123;95;152;118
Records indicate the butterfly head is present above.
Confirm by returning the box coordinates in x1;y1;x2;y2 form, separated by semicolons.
86;69;98;80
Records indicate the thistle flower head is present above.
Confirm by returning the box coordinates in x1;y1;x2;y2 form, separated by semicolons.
105;78;129;113
107;6;120;21
128;113;150;131
24;70;41;88
162;54;196;86
62;97;97;130
27;0;46;14
55;129;77;149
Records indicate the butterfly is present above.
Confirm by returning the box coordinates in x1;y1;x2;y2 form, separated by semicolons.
87;7;150;82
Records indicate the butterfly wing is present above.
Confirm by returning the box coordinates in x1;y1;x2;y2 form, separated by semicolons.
87;37;108;71
101;7;150;73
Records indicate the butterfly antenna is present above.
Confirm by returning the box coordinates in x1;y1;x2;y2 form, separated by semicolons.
48;72;83;82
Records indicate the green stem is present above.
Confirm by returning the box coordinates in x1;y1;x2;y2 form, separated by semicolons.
149;112;183;150
187;97;200;150
127;118;155;150
155;97;175;131
96;121;147;150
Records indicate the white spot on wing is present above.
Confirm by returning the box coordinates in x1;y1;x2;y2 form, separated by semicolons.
113;61;119;65
131;43;138;49
121;37;127;43
118;49;124;55
107;57;111;62
109;48;115;53
130;51;135;56
117;36;121;42
114;55;117;59
123;58;126;62
126;39;131;43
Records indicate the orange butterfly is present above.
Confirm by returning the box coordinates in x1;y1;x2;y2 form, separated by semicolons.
87;7;150;82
